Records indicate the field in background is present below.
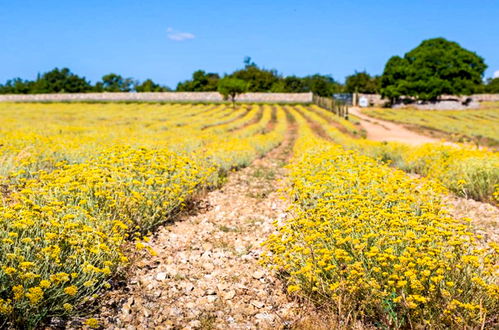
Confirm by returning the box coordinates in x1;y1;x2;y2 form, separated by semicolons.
0;102;497;328
363;105;499;147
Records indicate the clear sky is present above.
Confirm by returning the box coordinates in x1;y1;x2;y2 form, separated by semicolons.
1;0;498;88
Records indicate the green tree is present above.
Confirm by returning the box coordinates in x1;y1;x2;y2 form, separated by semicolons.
217;77;247;106
381;38;487;102
229;59;281;92
281;76;307;92
0;78;35;94
33;68;92;93
135;79;170;92
345;71;380;94
95;73;136;92
484;78;499;93
302;74;342;96
176;70;220;91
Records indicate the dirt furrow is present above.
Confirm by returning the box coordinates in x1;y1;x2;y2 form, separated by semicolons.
85;122;303;329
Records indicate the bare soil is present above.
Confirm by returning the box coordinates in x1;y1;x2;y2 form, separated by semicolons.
349;107;440;145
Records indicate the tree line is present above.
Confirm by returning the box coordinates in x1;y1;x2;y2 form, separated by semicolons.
0;69;171;94
1;38;498;100
0;55;382;97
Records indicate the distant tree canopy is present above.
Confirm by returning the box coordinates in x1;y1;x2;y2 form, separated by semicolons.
0;69;169;94
176;70;220;91
230;62;280;92
135;79;170;92
345;71;380;94
483;78;499;93
94;73;136;92
173;58;343;96
301;74;342;96
380;38;487;102
0;68;92;94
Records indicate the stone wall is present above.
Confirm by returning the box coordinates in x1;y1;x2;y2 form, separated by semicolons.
357;94;385;106
0;92;313;103
356;93;499;107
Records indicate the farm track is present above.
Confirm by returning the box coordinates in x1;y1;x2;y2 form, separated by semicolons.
86;114;308;329
349;107;440;145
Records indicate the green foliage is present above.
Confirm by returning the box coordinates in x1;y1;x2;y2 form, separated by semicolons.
281;76;308;92
176;70;220;91
0;78;35;94
0;68;92;94
380;38;487;102
94;73;136;92
0;69;172;94
135;79;170;92
178;58;342;96
33;68;92;93
301;74;343;96
484;78;499;93
345;71;380;94
217;77;247;105
230;63;280;92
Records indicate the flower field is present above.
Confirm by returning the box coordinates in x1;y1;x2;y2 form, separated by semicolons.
303;105;499;203
0;102;286;327
0;102;497;328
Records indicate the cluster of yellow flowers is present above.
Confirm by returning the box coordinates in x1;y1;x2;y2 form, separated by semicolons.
302;105;499;203
0;102;287;327
263;110;498;327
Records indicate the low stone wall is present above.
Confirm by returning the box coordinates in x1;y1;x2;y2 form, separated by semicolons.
0;92;313;103
356;93;499;107
357;94;384;106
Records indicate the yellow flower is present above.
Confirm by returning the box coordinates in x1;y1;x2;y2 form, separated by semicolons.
12;285;24;301
25;287;44;304
64;286;78;296
84;318;99;328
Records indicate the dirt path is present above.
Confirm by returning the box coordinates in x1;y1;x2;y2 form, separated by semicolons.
88;130;304;329
350;107;440;145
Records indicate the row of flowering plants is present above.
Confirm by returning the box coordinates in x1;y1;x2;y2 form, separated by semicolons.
263;112;498;328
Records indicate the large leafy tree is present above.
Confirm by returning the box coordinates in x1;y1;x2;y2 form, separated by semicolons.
380;38;487;102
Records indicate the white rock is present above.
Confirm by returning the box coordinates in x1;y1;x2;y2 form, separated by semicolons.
156;272;167;281
252;270;265;279
250;300;265;309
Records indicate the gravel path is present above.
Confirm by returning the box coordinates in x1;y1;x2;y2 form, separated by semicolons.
88;128;305;329
350;107;440;145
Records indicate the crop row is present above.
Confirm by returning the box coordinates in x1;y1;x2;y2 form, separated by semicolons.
263;108;498;328
301;105;499;203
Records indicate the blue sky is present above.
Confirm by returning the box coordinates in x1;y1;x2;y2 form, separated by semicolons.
1;0;498;88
